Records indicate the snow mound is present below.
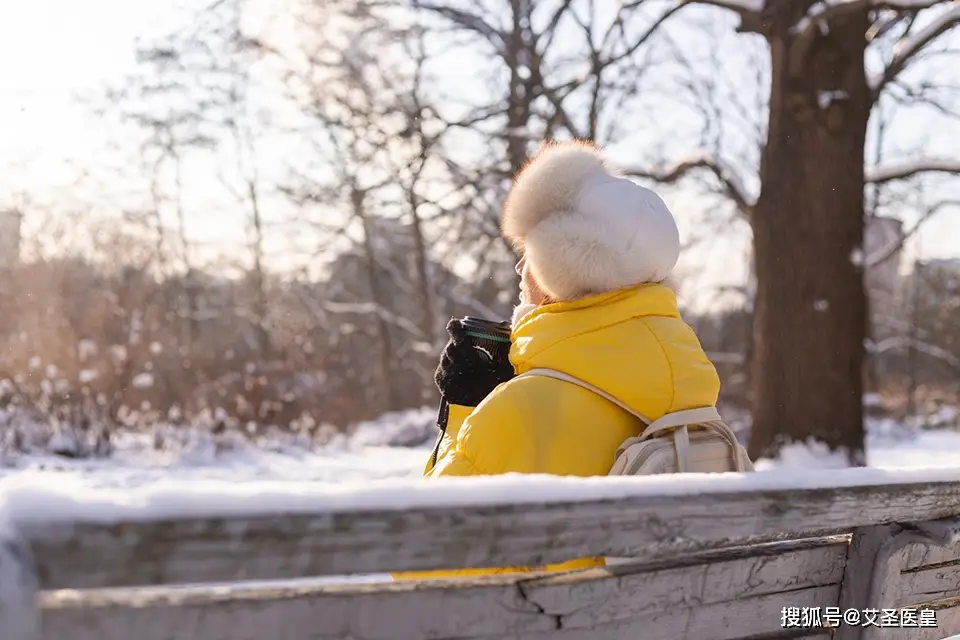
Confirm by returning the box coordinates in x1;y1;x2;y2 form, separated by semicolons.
347;407;437;448
754;439;852;471
755;413;960;470
0;407;436;488
7;466;960;529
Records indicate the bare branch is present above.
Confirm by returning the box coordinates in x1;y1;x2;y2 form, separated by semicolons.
870;1;960;97
541;0;577;42
624;151;756;216
886;76;960;120
537;83;587;139
866;199;960;268
793;0;947;38
865;157;960;182
322;300;424;336
632;0;763;36
870;335;960;371
609;2;694;62
791;0;953;75
410;1;506;49
692;0;763;15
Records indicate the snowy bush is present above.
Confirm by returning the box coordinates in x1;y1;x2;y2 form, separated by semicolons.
347;407;437;448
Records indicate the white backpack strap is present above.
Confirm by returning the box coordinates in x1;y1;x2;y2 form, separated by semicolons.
516;368;652;425
673;425;692;472
640;407;722;440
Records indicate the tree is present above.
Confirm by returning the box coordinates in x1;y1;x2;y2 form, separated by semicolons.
718;0;959;463
406;0;960;464
403;0;693;296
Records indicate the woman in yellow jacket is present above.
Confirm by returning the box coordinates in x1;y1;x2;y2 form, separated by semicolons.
398;140;720;579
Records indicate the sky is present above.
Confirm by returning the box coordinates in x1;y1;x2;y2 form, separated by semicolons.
0;0;958;313
0;0;175;169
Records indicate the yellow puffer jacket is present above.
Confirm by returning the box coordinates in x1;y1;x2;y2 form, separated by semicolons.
395;283;720;579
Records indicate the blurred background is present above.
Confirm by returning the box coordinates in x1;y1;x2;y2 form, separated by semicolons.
0;0;958;472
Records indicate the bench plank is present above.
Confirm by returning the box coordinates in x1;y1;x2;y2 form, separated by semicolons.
893;539;960;606
468;588;839;640
867;598;960;640
900;540;960;572
897;564;960;605
21;479;960;589
42;587;838;640
38;539;846;640
521;538;847;627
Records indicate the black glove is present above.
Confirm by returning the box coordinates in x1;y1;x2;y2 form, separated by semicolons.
434;319;514;407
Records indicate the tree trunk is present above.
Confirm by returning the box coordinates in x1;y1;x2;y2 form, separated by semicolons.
505;0;531;177
406;140;436;349
747;1;871;465
247;178;271;356
351;187;401;411
172;153;199;349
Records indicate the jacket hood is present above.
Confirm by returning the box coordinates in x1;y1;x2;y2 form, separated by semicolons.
509;283;716;416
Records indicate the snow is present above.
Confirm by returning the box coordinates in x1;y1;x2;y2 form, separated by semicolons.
709;0;765;13
131;372;155;389
756;439;853;470
791;0;852;36
77;339;97;362
864;157;960;183
817;90;848;109
1;409;959;492
937;405;959;424
6;458;960;530
109;344;128;362
347;406;437;448
1;409;960;529
0;408;437;487
794;0;960;54
47;432;80;459
878;0;959;7
793;0;949;37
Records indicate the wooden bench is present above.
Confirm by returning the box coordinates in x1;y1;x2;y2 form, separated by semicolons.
2;469;960;639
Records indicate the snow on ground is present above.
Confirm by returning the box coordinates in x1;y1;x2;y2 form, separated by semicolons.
755;416;960;471
1;407;959;487
0;408;437;487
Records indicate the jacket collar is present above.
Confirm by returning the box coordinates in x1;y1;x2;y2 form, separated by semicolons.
510;283;681;368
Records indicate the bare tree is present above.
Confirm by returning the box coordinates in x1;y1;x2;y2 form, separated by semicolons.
269;0;442;409
398;0;698;297
313;0;957;461
469;0;960;464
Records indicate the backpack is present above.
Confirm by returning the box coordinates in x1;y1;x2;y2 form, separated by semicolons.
515;368;754;475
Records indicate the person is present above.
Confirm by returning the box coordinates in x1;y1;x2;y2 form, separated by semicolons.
397;139;721;579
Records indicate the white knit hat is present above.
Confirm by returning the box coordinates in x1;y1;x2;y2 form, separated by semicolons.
502;140;680;302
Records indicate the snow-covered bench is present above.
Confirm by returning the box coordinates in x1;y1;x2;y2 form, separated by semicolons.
3;469;960;640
